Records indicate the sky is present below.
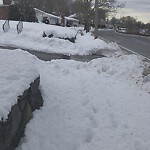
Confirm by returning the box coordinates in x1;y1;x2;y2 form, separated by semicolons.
0;0;149;23
116;0;150;23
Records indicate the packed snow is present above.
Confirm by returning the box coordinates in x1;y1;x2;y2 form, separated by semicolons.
16;54;150;150
0;21;150;150
0;49;38;121
0;20;120;56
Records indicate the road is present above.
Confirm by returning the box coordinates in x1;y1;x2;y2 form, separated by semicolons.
98;30;150;59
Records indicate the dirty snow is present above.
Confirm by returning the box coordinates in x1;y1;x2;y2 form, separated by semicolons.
0;49;38;121
0;20;120;56
17;55;150;150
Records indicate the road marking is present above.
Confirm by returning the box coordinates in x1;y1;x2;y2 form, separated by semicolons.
99;36;150;62
119;45;150;61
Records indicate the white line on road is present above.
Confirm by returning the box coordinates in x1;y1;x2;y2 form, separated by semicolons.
119;45;150;61
99;36;150;61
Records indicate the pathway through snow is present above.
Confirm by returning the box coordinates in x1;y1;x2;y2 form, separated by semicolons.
18;56;150;150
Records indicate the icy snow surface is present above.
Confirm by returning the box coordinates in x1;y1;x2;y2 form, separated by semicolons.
0;20;120;56
18;55;150;150
0;49;38;120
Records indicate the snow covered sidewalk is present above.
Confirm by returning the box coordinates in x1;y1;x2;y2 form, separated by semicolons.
18;55;150;150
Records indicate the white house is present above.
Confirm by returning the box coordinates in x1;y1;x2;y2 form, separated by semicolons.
34;8;61;25
34;8;79;27
65;17;79;27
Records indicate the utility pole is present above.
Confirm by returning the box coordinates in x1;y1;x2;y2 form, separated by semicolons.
60;0;65;27
94;0;98;39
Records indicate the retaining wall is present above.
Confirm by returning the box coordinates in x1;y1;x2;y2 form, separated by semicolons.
0;77;43;150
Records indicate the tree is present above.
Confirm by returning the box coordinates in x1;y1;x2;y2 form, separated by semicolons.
111;17;118;27
72;0;93;32
146;23;150;34
98;0;124;12
8;4;22;21
34;0;71;16
23;5;37;22
13;0;37;22
34;0;72;26
120;16;138;33
72;0;124;32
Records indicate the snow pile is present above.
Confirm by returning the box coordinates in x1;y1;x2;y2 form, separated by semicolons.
0;21;120;56
44;27;77;38
143;67;150;91
75;33;121;55
0;49;38;121
18;55;150;150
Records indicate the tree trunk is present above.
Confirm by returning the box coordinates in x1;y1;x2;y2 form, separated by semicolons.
84;20;90;33
61;14;65;27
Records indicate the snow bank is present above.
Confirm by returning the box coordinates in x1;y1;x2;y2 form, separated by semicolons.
18;55;150;150
0;49;39;121
0;21;120;56
44;26;76;38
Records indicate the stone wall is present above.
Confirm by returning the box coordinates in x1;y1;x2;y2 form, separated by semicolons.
0;77;43;150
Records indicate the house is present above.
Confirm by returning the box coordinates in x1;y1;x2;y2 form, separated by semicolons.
34;8;61;25
0;0;12;19
66;14;80;27
65;17;79;27
34;8;79;27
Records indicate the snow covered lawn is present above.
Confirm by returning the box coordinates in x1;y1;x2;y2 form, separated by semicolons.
0;49;38;120
0;21;150;150
0;21;119;56
17;55;150;150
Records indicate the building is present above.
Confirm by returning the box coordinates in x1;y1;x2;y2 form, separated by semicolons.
34;8;61;25
65;17;79;27
34;8;79;27
0;0;11;19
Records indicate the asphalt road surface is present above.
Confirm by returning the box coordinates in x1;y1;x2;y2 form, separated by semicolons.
98;30;150;59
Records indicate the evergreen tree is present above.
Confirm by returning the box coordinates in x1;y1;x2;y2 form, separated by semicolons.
13;0;37;22
8;4;21;21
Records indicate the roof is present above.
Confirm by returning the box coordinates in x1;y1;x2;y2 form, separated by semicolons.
68;14;77;18
65;17;79;22
34;8;61;20
44;13;61;19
